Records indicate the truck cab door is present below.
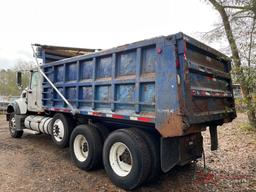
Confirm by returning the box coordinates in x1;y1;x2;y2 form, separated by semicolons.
27;71;43;112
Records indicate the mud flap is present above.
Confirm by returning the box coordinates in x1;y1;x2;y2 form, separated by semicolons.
209;125;218;151
15;114;26;131
161;133;203;173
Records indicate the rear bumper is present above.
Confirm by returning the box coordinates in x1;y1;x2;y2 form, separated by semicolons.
188;111;237;126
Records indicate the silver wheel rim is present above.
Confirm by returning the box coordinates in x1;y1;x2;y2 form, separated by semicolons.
109;142;133;177
73;134;89;162
52;119;65;142
10;116;16;134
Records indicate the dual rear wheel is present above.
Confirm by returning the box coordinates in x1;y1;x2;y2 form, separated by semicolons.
70;126;160;190
70;124;103;170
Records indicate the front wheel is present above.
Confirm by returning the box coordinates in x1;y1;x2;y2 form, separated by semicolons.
9;113;23;138
103;129;151;190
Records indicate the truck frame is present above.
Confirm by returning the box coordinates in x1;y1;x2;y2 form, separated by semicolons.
6;32;236;190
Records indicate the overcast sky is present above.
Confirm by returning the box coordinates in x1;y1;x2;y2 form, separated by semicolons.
0;0;219;69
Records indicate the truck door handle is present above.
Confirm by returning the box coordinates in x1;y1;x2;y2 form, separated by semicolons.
28;90;32;94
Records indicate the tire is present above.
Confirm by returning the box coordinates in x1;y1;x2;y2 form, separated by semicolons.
51;113;74;148
9;112;23;138
70;124;103;170
130;128;160;184
103;129;151;190
90;122;109;143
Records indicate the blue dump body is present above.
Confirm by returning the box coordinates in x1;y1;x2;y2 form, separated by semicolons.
40;32;236;137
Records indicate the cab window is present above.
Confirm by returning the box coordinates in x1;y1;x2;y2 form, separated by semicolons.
30;71;40;89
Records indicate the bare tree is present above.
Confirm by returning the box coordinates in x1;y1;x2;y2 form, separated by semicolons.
205;0;256;127
14;59;35;71
0;60;33;96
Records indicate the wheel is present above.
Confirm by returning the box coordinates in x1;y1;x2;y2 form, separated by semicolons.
103;129;151;190
70;124;103;170
9;112;23;138
130;128;161;184
90;122;109;143
51;113;74;148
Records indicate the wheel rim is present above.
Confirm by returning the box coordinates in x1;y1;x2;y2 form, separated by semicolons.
73;134;89;162
52;119;65;142
9;116;16;134
109;142;133;177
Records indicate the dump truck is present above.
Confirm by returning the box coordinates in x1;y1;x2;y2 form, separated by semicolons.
6;32;236;190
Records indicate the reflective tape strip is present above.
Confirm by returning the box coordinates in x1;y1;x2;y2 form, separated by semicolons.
106;114;112;118
62;109;71;112
48;108;71;113
191;89;232;97
45;108;155;123
92;112;103;116
112;114;124;119
130;116;138;121
137;117;154;122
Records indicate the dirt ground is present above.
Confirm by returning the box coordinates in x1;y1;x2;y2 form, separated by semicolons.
0;113;255;192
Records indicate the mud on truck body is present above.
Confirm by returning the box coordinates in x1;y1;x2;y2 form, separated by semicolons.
6;32;236;190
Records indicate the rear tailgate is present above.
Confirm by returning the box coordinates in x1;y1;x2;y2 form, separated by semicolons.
176;33;236;125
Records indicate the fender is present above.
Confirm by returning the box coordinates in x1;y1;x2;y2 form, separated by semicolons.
6;97;27;121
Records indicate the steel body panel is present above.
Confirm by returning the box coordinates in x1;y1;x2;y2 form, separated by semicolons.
41;32;236;137
42;38;160;119
176;34;236;126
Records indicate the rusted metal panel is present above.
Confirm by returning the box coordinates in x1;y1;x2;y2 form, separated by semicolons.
173;33;236;129
186;48;225;71
156;112;185;137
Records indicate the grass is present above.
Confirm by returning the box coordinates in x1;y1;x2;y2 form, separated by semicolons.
239;122;256;133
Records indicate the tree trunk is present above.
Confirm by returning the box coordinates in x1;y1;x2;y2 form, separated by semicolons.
208;0;256;128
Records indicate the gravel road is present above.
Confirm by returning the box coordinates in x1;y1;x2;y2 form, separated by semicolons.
0;113;255;192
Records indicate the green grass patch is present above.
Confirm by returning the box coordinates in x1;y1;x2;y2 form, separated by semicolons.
240;122;256;133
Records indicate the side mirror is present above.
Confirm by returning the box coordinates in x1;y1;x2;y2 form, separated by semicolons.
16;71;22;87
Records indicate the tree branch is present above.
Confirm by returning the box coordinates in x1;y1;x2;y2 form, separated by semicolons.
208;0;242;67
223;5;251;10
247;16;256;68
231;9;251;18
